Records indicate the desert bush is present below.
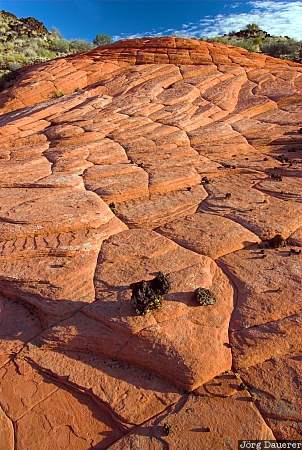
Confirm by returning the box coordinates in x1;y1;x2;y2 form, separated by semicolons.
209;36;261;52
245;23;261;32
93;33;112;46
69;40;93;52
261;39;301;57
53;89;64;98
23;46;38;58
34;46;55;59
48;37;70;53
6;61;22;70
6;41;14;50
229;38;259;51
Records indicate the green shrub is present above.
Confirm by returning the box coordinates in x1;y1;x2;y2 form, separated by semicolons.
23;47;38;58
261;39;301;57
209;36;261;52
93;33;112;46
6;61;22;71
245;23;261;32
69;40;93;52
34;47;55;59
53;89;64;98
48;38;70;53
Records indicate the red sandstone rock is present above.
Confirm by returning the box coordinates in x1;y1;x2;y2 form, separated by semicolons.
30;229;233;391
0;296;41;367
0;405;14;450
110;393;274;449
14;374;123;450
239;355;302;439
0;36;301;447
23;345;180;424
158;212;260;258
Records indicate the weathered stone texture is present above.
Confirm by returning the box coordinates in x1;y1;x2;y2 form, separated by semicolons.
0;37;301;448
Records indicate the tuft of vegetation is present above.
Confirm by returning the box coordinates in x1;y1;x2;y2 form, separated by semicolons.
0;10;112;85
109;202;116;212
93;33;113;46
205;24;302;62
131;272;171;316
195;288;216;306
53;89;64;98
261;38;302;59
270;173;283;181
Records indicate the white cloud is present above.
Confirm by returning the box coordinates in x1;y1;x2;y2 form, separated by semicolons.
227;2;241;9
113;1;302;41
199;1;302;39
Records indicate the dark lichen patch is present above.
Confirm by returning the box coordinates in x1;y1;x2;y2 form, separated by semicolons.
131;272;171;316
270;173;282;181
260;234;286;249
195;288;216;306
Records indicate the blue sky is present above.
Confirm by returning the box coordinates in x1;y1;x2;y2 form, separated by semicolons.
2;0;302;41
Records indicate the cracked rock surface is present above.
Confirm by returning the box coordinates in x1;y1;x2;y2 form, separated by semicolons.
0;37;301;448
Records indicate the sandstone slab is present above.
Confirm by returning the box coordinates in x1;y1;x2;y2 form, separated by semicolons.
15;380;123;450
158;212;260;258
239;355;302;439
0;405;14;450
30;229;233;391
110;393;274;450
0;36;302;446
0;296;41;368
23;345;180;425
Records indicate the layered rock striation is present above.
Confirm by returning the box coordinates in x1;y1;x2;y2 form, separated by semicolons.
0;37;301;448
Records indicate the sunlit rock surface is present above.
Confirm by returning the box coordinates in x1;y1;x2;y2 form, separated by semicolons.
0;37;301;448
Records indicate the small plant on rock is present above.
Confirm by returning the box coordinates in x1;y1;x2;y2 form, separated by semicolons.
195;288;216;306
53;89;64;98
131;272;171;316
109;202;117;213
93;33;113;47
270;173;282;181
